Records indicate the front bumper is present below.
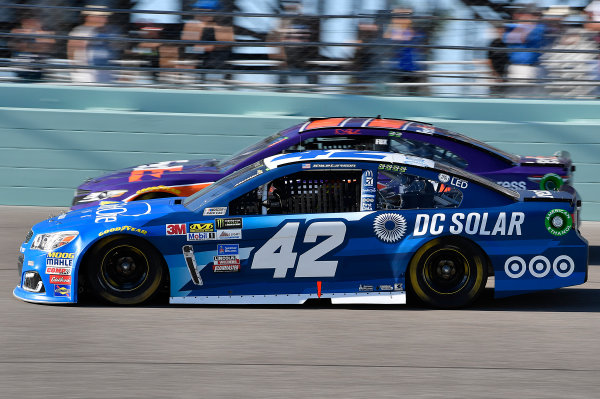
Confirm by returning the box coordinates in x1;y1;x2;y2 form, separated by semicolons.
14;246;78;304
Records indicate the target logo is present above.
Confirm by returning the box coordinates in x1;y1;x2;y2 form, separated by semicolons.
504;255;575;279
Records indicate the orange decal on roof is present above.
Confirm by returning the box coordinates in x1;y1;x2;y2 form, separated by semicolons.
305;118;346;131
368;119;406;129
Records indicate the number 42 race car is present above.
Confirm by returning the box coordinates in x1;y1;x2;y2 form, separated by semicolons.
16;150;587;308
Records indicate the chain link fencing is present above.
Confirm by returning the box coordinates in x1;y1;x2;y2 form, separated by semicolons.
1;1;599;98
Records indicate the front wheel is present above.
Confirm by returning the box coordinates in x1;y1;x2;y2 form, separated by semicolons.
85;236;163;305
408;238;488;308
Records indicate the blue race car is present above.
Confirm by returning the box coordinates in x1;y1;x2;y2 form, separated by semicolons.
17;150;587;308
72;117;576;209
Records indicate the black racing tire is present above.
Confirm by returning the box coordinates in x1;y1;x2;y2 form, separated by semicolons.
85;236;163;305
408;237;488;309
134;192;177;201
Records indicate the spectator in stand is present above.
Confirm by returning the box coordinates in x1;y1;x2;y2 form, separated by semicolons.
585;0;600;96
67;5;121;83
271;1;319;86
180;0;234;80
486;22;509;96
503;4;546;97
9;12;56;81
384;8;425;96
351;22;382;93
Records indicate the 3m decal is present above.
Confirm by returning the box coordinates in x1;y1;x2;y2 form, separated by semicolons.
166;224;187;235
203;207;227;216
189;223;214;233
215;218;243;230
373;213;407;243
98;226;147;236
413;212;525;236
251;221;346;278
504;255;575;278
545;209;572;236
182;245;203;285
49;275;71;285
54;285;70;297
187;232;216;241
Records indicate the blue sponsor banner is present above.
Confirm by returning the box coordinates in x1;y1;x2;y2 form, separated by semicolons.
218;244;239;255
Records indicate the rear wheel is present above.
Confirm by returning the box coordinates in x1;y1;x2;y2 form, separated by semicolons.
86;236;163;305
408;238;487;308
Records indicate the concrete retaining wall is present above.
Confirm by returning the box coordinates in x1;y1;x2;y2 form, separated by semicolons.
1;83;598;219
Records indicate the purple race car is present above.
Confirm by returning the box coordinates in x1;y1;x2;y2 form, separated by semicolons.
72;117;576;209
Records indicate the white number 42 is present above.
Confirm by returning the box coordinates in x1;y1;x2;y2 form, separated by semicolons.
251;221;346;278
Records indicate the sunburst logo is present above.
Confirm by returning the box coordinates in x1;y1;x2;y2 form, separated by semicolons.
373;213;407;243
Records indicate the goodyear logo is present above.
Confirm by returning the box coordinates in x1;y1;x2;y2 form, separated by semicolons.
98;226;147;237
189;223;214;233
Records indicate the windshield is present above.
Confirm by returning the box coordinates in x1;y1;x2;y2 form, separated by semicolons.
184;160;267;212
442;129;520;164
435;161;520;200
216;131;287;170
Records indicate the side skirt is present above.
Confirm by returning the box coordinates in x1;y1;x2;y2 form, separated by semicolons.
170;291;406;305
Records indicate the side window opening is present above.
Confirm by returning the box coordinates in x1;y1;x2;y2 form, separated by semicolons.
229;170;362;215
286;136;389;152
377;170;463;210
390;137;468;169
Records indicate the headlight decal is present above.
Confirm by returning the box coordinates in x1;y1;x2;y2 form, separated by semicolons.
30;231;79;252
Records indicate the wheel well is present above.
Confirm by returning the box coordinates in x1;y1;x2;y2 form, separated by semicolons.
78;234;170;296
405;235;493;287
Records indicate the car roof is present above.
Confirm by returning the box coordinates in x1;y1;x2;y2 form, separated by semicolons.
279;117;519;164
263;150;435;170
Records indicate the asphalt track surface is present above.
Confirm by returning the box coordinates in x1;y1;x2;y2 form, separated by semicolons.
2;206;600;399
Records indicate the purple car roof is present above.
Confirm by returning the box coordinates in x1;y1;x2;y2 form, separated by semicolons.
278;117;520;165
